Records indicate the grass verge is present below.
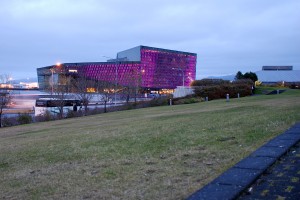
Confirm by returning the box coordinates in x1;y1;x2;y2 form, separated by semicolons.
1;89;300;199
254;86;287;95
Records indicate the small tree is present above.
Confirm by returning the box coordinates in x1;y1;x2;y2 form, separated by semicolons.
72;76;97;115
235;71;258;82
244;72;258;82
49;75;72;119
123;68;143;105
0;75;12;128
17;113;33;125
235;71;244;80
96;80;114;113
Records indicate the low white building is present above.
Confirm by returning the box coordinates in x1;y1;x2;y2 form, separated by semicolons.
256;66;300;84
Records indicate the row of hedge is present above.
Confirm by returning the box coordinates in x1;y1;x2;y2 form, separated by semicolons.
193;84;252;100
191;79;230;86
190;79;254;100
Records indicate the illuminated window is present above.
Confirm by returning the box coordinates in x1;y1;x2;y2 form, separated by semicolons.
69;69;78;73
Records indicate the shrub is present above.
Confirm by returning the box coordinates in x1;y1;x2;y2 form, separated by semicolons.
193;83;252;100
149;97;169;107
191;79;230;86
17;113;33;125
232;79;254;86
184;98;197;104
288;82;300;89
2;116;18;127
87;107;104;115
172;96;203;105
35;110;54;122
66;110;82;118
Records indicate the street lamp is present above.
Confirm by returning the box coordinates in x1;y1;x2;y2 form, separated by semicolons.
50;62;61;96
187;72;194;82
50;68;54;95
172;67;184;87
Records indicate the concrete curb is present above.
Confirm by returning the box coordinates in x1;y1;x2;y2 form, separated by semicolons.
187;122;300;200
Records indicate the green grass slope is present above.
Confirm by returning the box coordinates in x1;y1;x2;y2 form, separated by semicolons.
1;90;300;199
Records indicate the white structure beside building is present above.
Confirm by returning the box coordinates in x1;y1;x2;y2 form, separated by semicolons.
173;86;194;98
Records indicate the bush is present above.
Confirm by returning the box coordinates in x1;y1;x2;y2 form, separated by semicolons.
172;96;203;105
194;85;223;100
193;83;252;100
191;79;230;86
149;97;169;107
191;78;254;101
17;114;33;125
232;79;254;86
87;107;104;115
288;82;300;89
35;110;54;122
2;116;18;127
66;110;82;118
184;98;197;104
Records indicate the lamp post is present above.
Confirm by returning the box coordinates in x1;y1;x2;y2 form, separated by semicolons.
50;62;61;96
115;60;118;106
172;67;184;87
50;68;54;96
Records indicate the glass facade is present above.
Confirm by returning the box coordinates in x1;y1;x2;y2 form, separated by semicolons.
37;46;197;90
140;46;196;88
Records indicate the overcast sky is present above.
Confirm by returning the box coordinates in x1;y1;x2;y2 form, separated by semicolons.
1;0;300;80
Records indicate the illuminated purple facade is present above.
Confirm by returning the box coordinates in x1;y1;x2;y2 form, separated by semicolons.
37;46;197;90
138;46;197;88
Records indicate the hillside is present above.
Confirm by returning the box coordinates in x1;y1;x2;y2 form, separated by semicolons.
1;90;300;199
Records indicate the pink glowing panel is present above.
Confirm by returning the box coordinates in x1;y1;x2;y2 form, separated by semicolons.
140;47;196;88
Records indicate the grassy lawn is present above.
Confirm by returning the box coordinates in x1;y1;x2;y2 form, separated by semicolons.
254;86;287;95
1;90;300;199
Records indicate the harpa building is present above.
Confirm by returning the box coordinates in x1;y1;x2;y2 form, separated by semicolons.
37;45;197;92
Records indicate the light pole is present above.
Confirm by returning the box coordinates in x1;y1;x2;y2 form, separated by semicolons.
115;60;118;106
172;67;184;87
50;68;54;95
50;62;61;96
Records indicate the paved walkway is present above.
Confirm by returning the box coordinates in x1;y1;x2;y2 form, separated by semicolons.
238;142;300;199
187;122;300;200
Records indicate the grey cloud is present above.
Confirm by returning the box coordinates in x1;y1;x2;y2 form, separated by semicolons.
0;0;299;79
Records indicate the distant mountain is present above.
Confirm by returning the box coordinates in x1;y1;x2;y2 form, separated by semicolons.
11;77;38;83
205;74;235;81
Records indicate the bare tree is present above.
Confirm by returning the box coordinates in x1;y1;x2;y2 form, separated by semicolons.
71;76;97;115
49;75;72;119
123;68;143;105
96;80;115;113
0;75;12;128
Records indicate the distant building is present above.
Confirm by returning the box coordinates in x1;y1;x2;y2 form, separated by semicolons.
262;66;293;71
256;66;300;84
37;45;197;92
19;82;39;89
